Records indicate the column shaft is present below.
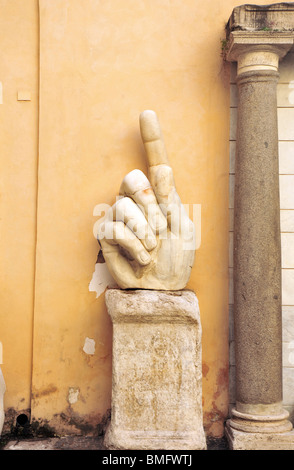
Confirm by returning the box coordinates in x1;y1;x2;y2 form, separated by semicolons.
226;49;294;447
234;70;282;411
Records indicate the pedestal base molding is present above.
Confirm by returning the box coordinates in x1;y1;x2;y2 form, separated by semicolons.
104;429;206;451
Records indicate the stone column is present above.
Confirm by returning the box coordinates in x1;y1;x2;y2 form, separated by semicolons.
225;4;294;450
103;288;206;450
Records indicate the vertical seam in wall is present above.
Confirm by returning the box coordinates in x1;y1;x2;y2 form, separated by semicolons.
228;63;237;409
29;0;41;415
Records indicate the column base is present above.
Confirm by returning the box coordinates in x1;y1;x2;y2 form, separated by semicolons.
225;421;294;450
226;406;294;450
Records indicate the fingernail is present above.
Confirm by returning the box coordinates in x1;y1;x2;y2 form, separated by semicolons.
139;251;151;265
150;213;167;233
145;236;157;251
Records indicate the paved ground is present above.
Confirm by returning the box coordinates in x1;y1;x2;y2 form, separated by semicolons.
0;435;229;451
2;436;106;450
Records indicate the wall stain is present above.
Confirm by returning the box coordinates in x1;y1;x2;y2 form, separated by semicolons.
203;365;229;437
216;366;229;390
202;362;209;378
31;384;58;400
1;407;32;437
58;407;111;436
1;406;111;440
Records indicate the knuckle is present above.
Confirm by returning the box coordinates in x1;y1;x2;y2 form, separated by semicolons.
115;196;133;213
120;169;151;195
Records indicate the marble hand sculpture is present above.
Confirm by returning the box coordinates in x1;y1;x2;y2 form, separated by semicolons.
96;110;195;290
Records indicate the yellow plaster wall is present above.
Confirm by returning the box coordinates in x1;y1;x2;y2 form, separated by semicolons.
0;0;39;425
0;0;273;438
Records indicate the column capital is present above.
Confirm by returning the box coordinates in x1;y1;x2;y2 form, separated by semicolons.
226;31;294;72
225;3;294;74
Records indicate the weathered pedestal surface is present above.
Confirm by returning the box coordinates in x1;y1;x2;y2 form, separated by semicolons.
104;288;206;450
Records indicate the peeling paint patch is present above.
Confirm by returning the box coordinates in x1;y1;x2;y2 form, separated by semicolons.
89;262;116;298
68;387;79;405
83;337;95;355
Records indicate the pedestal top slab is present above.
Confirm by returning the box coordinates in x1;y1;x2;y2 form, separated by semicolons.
105;288;200;324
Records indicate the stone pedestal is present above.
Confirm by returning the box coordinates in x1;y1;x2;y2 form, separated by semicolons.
225;3;294;450
0;368;5;436
104;288;206;450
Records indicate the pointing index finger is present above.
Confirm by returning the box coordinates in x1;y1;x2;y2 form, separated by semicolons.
139;110;170;168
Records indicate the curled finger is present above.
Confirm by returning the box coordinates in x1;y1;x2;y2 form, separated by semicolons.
100;220;152;266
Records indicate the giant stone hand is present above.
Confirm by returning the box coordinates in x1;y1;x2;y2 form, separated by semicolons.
97;110;196;290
